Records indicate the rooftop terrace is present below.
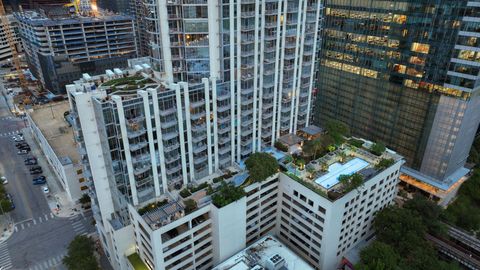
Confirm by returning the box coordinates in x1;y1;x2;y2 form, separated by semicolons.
278;138;403;201
29;101;79;165
213;236;314;270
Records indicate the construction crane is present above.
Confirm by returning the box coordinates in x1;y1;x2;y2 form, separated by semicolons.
64;0;81;14
0;0;26;90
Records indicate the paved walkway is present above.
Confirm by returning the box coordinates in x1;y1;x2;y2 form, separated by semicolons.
22;127;82;218
0;215;13;244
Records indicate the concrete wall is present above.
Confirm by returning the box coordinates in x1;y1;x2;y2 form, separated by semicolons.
26;113;85;202
211;196;247;265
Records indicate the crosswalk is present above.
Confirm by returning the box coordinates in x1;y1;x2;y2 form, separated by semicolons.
70;215;88;236
0;116;14;121
0;129;21;137
27;252;65;270
14;213;56;232
0;242;12;270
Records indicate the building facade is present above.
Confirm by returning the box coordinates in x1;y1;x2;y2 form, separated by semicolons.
0;15;23;64
315;0;480;188
136;0;324;153
14;9;137;94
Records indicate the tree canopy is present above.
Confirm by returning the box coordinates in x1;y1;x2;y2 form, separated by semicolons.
325;119;350;144
63;235;99;270
442;169;480;232
356;197;460;270
245;152;279;182
370;142;386;156
211;181;246;208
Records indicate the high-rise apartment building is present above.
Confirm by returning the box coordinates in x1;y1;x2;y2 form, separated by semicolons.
66;62;402;268
14;8;137;94
136;0;323;154
0;15;22;63
315;0;480;193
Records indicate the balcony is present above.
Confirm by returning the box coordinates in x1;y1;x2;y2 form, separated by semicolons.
133;164;151;175
130;141;149;152
164;142;180;152
127;128;147;139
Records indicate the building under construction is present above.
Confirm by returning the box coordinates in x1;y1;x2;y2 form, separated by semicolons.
14;4;137;94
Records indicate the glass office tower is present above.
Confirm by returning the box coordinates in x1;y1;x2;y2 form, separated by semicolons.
315;0;480;186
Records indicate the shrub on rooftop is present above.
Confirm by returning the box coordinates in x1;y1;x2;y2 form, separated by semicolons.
245;152;279;182
211;181;246;208
370;141;386;156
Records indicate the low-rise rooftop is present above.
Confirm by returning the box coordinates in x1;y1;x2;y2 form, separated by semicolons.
29;101;79;165
213;236;314;270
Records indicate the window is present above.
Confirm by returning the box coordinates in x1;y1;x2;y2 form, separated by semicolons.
411;43;430;53
78;178;86;183
76;169;83;175
80;186;88;191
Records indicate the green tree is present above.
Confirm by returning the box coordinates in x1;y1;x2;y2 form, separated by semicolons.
370;142;386;156
356;241;401;270
0;199;12;213
325;119;350;144
79;194;91;205
184;199;197;214
303;139;323;160
211;181;246;208
245;153;279;182
373;207;426;255
63;235;99;270
403;195;446;236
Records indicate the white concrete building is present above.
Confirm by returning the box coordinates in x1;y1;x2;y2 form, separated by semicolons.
68;80;404;270
27;101;88;203
0;15;22;64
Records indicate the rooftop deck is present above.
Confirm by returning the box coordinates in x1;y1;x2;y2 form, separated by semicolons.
29;101;80;164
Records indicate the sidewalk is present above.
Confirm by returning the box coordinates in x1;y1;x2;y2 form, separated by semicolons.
22;127;82;218
0;214;13;243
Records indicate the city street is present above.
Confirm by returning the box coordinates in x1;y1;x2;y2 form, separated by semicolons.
0;88;96;269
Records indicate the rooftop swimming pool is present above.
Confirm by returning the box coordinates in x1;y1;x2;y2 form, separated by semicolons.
315;157;369;189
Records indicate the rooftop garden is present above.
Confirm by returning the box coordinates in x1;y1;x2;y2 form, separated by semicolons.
180;182;213;198
338;173;364;192
138;199;168;215
101;75;156;92
127;253;149;270
245;152;279;183
211;181;246;208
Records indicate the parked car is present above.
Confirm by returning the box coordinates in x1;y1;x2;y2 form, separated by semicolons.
5;193;14;209
0;176;7;185
43;187;49;194
33;179;46;185
15;142;28;147
24;157;36;162
30;168;42;175
25;160;37;165
29;166;41;171
17;149;29;155
32;176;45;182
18;146;30;151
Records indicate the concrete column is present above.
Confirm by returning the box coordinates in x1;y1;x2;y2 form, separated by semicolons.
147;88;168;194
173;84;188;186
236;0;242;162
289;0;305;134
211;77;219;171
203;78;213;175
112;95;138;205
271;0;284;146
293;0;308;133
229;0;236;164
257;0;266;152
139;90;161;197
208;0;221;78
276;0;288;139
306;0;323;126
179;82;195;181
157;0;173;82
252;0;260;153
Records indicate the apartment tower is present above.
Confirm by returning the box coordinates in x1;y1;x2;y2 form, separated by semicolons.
315;0;480;190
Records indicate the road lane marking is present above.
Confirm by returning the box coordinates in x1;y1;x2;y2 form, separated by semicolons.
44;214;48;220
20;223;24;229
33;219;36;225
50;213;54;218
38;217;42;223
